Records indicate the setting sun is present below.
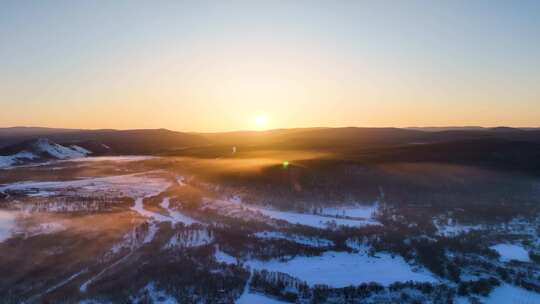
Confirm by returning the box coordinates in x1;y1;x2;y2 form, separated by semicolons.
254;114;269;129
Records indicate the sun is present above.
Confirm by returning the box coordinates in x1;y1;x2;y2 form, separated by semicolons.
254;114;268;129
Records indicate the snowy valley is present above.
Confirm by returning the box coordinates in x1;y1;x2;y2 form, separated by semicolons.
1;135;540;304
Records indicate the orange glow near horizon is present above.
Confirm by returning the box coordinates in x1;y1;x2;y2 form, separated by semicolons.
254;114;269;130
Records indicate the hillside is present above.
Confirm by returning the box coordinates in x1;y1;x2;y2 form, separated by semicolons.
0;128;210;154
0;138;91;168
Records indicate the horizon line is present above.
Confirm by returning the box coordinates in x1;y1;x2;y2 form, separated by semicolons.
1;125;539;134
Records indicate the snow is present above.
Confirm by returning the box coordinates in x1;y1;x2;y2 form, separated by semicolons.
319;203;378;219
111;224;158;254
34;138;89;159
164;229;213;249
0;172;171;199
0;151;38;168
214;247;237;265
0;157;10;169
0;172;173;217
254;231;334;248
35;222;65;234
483;283;540;304
453;297;471;304
43;269;87;295
70;145;92;155
0;139;90;169
131;197;199;226
236;292;289;304
236;271;288;304
204;197;381;229
345;238;371;253
113;196;198;253
143;223;159;244
9;151;37;160
255;208;381;229
20;201;106;213
245;251;438;287
235;270;293;304
131;197;169;221
131;282;178;304
200;198;275;224
159;197;199;225
0;214;65;242
434;220;482;237
490;244;530;262
159;197;172;209
229;196;380;228
26;190;57;197
230;195;243;204
176;176;186;186
0;210;17;242
80;253;133;292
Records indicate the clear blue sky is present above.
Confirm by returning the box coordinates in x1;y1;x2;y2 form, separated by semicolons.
1;0;539;131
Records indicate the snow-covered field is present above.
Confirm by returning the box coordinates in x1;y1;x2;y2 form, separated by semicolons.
318;203;378;219
482;284;540;304
4;154;539;303
256;208;380;229
490;244;530;262
0;172;171;199
254;231;334;248
245;251;438;287
207;197;381;229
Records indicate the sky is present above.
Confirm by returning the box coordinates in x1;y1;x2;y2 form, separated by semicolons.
1;0;539;132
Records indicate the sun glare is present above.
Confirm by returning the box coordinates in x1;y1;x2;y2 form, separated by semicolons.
254;114;268;129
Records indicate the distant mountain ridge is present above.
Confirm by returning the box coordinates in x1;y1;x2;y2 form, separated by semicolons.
407;126;539;132
1;126;540;156
0;128;210;153
194;127;540;151
1;126;540;175
407;126;486;132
